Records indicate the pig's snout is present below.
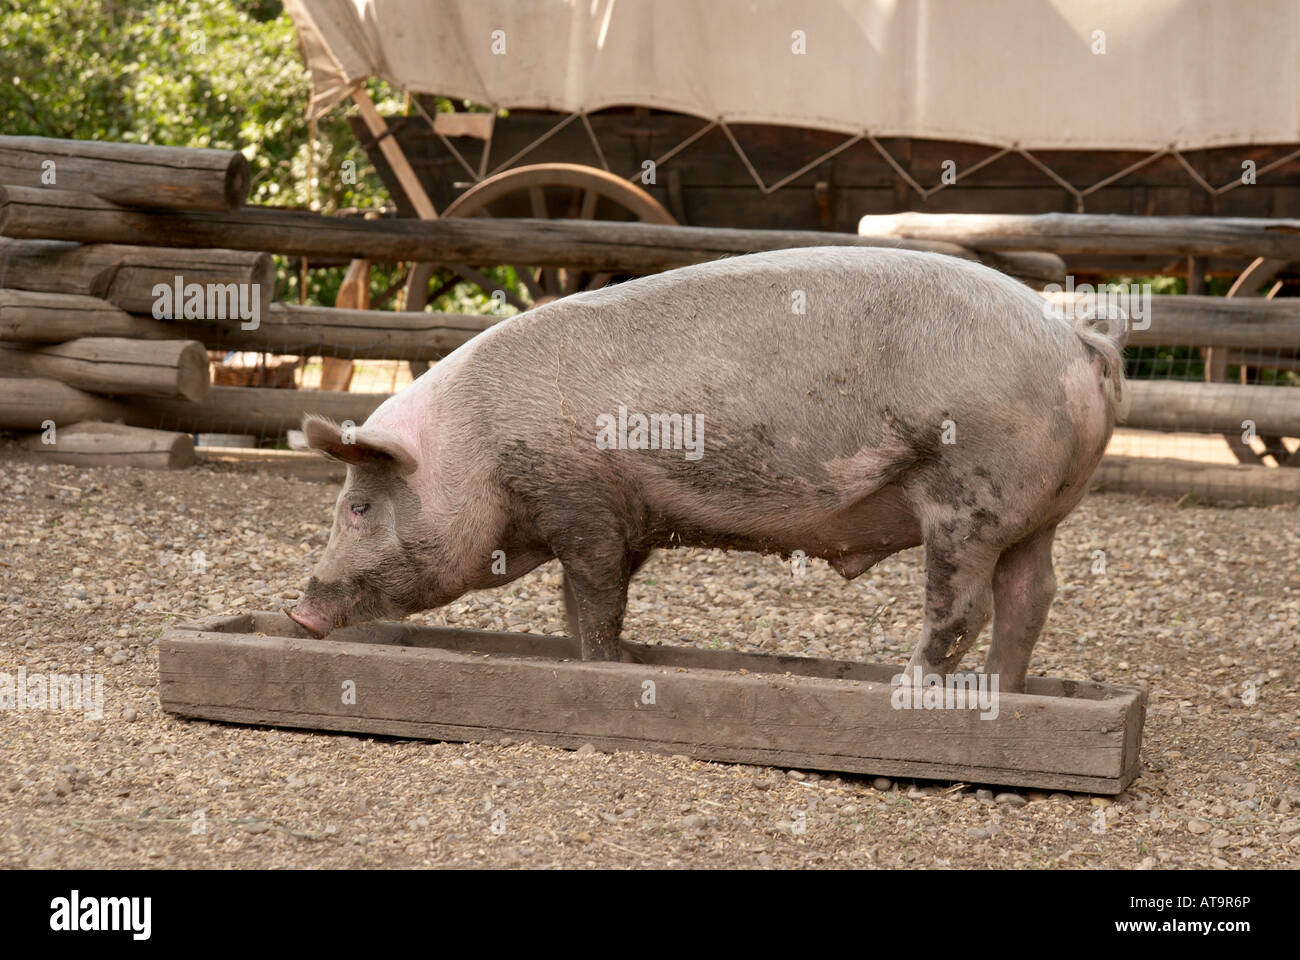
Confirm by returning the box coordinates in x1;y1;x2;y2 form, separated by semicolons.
287;604;331;637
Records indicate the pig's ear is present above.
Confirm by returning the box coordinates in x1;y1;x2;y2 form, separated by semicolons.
302;416;417;474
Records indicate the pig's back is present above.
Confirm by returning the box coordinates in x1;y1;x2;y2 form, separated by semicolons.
455;246;1078;446
439;245;1103;547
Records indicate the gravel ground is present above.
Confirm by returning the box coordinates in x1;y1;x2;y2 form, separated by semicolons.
1;452;1297;869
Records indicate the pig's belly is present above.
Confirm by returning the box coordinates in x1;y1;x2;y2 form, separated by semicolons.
641;481;922;578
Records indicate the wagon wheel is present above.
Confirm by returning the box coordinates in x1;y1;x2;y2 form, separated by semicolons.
1221;257;1299;466
425;163;677;309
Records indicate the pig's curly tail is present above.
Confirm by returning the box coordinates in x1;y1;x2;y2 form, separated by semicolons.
1073;310;1130;423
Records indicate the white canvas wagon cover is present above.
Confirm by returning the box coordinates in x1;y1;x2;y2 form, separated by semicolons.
284;0;1299;151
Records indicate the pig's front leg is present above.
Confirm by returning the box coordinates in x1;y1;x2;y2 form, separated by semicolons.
558;545;648;661
985;524;1058;694
563;549;651;657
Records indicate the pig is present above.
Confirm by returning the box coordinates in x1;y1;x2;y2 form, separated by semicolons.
289;246;1127;692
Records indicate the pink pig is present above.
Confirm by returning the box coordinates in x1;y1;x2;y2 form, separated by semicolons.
290;247;1126;692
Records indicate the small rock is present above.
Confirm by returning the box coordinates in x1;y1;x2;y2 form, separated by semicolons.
975;789;994;801
967;827;989;839
244;822;270;834
995;792;1027;808
872;777;892;791
499;737;515;747
574;743;598;757
110;653;127;666
52;779;73;797
786;770;807;781
122;708;137;722
757;852;774;867
574;831;592;843
1187;819;1212;835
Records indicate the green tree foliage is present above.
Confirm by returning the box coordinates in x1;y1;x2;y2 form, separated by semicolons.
0;0;515;313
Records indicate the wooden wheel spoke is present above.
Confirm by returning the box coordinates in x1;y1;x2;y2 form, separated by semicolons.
528;185;547;219
511;265;545;301
449;263;530;313
561;268;586;297
579;188;598;220
539;267;562;296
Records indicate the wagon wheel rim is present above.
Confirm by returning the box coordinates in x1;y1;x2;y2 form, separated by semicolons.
438;163;678;305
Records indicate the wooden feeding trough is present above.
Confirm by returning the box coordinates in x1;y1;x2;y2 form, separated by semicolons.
159;612;1146;794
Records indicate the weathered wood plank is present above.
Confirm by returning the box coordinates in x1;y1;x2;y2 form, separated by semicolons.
0;136;249;210
159;612;1145;794
174;611;1130;701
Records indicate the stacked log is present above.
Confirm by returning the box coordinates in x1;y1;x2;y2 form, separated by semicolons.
0;238;271;315
0;138;260;467
0;136;249;211
0;337;209;401
0;290;496;360
23;421;196;470
0;378;386;436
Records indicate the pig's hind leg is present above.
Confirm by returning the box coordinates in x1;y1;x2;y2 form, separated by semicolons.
984;524;1057;693
903;500;1001;680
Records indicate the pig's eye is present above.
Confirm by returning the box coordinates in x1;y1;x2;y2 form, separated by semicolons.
350;503;370;517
